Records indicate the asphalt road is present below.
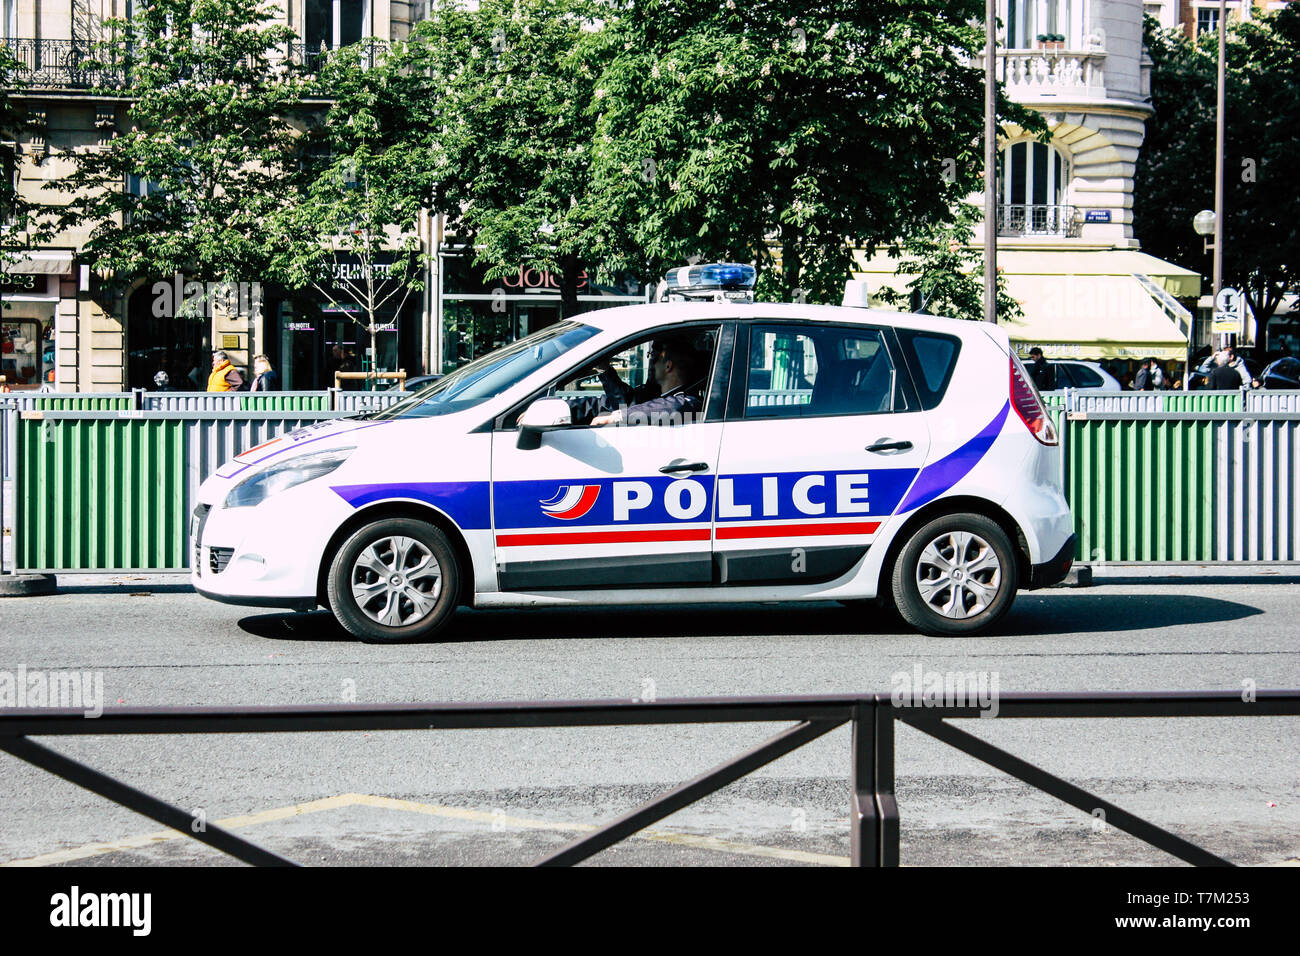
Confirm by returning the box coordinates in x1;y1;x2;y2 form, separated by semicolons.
1;568;1298;867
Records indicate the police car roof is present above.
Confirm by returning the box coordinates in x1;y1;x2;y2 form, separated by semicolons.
576;301;996;341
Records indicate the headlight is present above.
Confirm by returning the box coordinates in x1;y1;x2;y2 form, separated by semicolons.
224;448;354;509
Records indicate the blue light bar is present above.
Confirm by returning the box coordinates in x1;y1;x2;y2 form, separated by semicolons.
664;262;757;292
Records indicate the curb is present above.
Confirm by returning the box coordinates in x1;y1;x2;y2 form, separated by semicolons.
0;573;58;597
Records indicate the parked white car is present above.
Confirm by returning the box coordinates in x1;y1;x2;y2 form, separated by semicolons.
192;264;1075;640
1051;360;1122;391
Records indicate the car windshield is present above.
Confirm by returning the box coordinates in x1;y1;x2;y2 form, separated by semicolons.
367;321;601;420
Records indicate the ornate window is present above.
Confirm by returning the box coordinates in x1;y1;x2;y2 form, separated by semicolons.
998;141;1079;237
306;0;368;51
1003;0;1085;49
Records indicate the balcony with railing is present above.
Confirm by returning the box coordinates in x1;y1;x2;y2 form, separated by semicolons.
1;38;125;90
997;204;1082;239
970;47;1107;99
1;38;347;91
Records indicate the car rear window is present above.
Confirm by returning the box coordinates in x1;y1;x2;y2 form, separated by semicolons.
1072;364;1103;388
895;329;961;410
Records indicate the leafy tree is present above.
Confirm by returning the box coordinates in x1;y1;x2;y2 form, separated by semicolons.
1135;8;1300;345
388;0;608;318
876;203;1021;322
0;46;36;278
582;0;1040;305
48;0;304;292
267;41;427;383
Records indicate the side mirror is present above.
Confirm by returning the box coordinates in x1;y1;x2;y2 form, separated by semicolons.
516;397;572;450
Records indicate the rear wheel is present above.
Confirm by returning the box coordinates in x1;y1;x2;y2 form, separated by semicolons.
326;517;460;643
891;514;1017;636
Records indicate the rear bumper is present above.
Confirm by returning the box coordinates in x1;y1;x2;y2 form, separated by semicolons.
1026;534;1076;590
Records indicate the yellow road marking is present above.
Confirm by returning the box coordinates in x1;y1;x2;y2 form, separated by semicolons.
0;794;359;868
2;792;848;867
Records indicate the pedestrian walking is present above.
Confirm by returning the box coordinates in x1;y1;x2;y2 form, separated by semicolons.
1208;350;1243;390
249;354;280;392
1132;357;1163;391
153;370;175;392
1225;347;1253;388
1026;347;1055;392
206;350;244;392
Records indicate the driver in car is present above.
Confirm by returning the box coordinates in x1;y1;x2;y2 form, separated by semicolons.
577;335;707;427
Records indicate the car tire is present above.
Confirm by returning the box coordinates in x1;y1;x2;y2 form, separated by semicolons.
891;513;1017;636
326;517;460;643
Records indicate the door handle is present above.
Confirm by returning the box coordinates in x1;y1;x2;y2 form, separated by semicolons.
866;440;913;453
659;459;709;474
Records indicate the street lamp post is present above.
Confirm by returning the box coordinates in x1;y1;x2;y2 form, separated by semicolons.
983;0;998;324
1193;209;1216;376
1213;0;1226;316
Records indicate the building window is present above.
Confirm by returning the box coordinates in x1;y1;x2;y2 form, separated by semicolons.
1197;8;1221;36
1004;0;1081;49
998;141;1079;237
1;0;15;41
306;0;367;51
1;320;55;389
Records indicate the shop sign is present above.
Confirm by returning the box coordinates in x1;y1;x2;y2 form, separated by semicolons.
0;273;48;294
501;267;589;291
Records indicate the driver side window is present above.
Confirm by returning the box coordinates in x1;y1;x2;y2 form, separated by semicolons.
502;326;719;429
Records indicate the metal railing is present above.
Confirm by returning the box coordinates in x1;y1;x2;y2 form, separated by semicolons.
997;203;1082;238
1;690;1293;867
1;37;125;89
1;37;381;90
8;389;1300;571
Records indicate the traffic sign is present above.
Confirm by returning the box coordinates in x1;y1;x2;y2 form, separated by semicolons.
1212;287;1245;335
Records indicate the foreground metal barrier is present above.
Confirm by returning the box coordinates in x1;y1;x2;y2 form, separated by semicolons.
1;690;1294;866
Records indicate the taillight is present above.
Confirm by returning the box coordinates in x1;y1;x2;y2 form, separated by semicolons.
1009;354;1058;445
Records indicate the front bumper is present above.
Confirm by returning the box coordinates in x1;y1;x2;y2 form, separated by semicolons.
1026;534;1076;590
190;487;349;606
195;584;318;611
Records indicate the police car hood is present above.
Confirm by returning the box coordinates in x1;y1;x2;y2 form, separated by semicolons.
197;416;406;504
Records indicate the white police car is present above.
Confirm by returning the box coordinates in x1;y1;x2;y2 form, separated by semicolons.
191;264;1074;640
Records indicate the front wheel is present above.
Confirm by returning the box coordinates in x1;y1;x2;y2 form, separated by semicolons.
326;517;460;643
891;514;1017;636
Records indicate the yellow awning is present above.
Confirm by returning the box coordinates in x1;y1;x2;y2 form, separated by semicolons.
850;248;1200;362
999;272;1189;361
995;250;1202;299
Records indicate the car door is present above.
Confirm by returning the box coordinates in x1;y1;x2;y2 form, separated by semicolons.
711;321;932;586
489;323;732;591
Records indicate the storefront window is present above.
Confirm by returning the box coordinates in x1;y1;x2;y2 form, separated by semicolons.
439;252;647;373
1;319;55;389
127;285;211;390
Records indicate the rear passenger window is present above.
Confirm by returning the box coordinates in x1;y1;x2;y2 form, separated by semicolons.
895;329;961;410
744;325;907;418
1072;365;1103;388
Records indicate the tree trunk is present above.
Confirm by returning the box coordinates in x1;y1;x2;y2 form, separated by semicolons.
781;225;802;302
368;320;379;390
559;254;581;319
1246;277;1283;353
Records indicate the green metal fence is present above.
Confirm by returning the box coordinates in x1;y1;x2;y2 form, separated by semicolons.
8;403;1300;572
1161;392;1242;414
16;417;189;571
239;394;330;412
1065;417;1217;562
